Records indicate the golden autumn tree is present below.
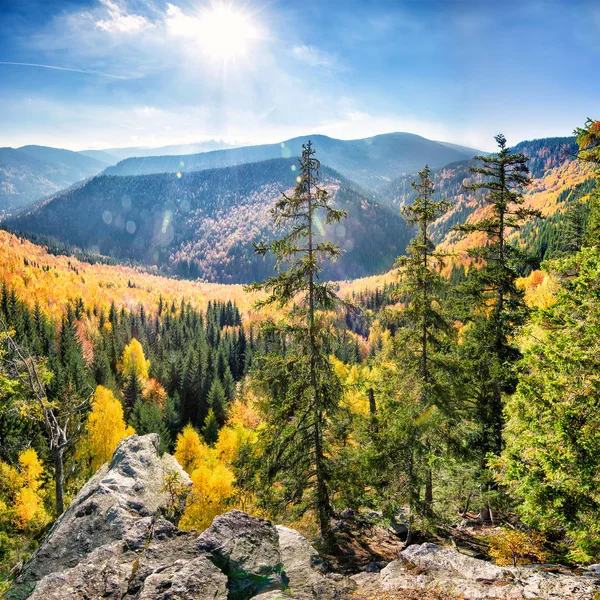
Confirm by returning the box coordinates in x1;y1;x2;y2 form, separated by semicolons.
0;448;49;531
121;338;150;380
78;385;134;474
173;424;206;475
179;462;235;532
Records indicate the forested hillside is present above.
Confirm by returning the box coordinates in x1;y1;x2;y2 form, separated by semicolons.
382;137;592;241
103;132;478;189
0;146;105;215
8;158;412;283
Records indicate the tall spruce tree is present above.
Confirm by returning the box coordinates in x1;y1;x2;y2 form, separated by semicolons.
244;141;346;548
456;134;541;519
394;165;453;516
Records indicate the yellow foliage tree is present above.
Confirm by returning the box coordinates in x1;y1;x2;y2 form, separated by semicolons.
173;420;257;531
142;378;167;408
215;423;257;465
179;462;235;532
80;385;135;473
173;424;210;475
18;448;44;490
0;448;50;531
120;338;150;380
227;394;261;430
489;528;548;566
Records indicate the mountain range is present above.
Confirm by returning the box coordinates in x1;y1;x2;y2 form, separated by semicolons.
102;133;479;190
8;158;412;284
378;136;594;254
0;145;106;215
79;139;238;164
4;131;592;286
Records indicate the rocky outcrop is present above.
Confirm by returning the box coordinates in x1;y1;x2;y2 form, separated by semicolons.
6;434;352;600
353;542;600;600
8;434;599;600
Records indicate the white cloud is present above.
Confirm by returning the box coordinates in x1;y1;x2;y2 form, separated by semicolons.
95;0;151;34
292;45;341;70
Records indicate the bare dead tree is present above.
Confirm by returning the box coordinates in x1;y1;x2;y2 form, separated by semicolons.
0;317;90;516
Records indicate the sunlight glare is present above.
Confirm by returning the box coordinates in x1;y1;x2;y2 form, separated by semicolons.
196;4;260;61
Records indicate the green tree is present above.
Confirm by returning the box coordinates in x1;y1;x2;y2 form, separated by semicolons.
201;408;219;446
455;135;540;498
392;165;453;518
574;119;600;244
130;399;170;453
497;248;600;562
207;379;226;428
244;141;346;548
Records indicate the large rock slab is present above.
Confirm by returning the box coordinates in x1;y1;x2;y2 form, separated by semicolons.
196;510;283;599
276;525;354;599
375;542;600;600
16;434;191;587
7;434;347;600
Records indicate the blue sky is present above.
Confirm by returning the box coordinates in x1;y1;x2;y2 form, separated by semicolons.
0;0;598;151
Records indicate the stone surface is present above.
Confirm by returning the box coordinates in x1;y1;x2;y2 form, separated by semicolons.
7;434;346;600
375;542;600;600
196;510;283;599
16;434;191;588
276;525;354;599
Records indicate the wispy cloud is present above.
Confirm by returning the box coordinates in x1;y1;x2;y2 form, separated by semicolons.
0;61;133;80
292;45;343;70
95;0;152;34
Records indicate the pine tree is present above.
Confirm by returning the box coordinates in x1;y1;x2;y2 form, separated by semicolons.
455;134;541;519
498;247;600;562
201;408;219;446
393;165;453;517
574;119;600;244
208;379;226;427
244;141;346;548
130;399;170;453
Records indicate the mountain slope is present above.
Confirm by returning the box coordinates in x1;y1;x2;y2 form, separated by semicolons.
0;145;106;215
103;133;480;190
8;158;412;284
77;149;120;165
379;137;594;250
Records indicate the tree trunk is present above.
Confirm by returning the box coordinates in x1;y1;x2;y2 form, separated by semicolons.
367;387;377;433
54;446;65;517
424;466;433;515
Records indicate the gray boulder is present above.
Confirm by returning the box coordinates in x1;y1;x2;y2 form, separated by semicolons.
17;434;191;587
375;542;600;600
7;433;345;600
276;525;353;599
196;510;283;599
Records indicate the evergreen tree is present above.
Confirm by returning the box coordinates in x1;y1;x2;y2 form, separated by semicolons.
130;399;170;453
123;373;142;415
208;379;227;427
392;165;453;517
244;141;346;548
498;247;600;562
574;119;600;244
455;134;541;518
201;408;219;446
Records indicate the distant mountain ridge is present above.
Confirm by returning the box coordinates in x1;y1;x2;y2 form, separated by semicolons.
0;145;106;215
102;132;480;190
8;158;413;284
86;139;238;161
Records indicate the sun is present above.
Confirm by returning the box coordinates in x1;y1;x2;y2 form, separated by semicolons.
196;4;261;62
